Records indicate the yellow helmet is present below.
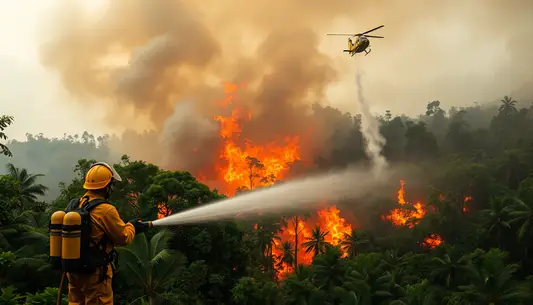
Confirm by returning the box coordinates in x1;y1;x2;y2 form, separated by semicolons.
83;162;123;190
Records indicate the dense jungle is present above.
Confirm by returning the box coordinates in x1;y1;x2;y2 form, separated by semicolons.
2;96;533;305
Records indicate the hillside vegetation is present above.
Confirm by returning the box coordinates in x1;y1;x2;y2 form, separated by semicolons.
2;96;533;304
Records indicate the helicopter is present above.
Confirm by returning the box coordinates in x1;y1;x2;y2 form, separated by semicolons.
327;25;384;57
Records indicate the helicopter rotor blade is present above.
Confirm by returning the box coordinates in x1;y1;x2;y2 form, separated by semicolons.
326;34;358;36
361;25;384;35
365;35;384;38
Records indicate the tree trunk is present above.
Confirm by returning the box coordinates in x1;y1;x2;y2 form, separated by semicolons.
293;217;299;269
497;226;502;249
524;244;529;266
506;167;511;187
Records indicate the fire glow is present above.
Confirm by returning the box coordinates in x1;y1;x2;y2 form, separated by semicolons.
384;180;444;248
385;179;425;228
209;82;355;275
272;206;354;276
156;82;445;274
213;81;300;195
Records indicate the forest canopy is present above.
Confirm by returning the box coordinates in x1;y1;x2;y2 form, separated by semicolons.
2;96;533;304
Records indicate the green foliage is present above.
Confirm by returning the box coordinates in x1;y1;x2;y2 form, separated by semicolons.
116;229;188;304
0;115;14;157
24;287;67;305
5;96;533;304
0;287;24;305
0;133;114;200
0;286;67;305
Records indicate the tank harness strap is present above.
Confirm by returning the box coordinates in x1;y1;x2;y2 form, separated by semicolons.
82;198;107;211
83;199;116;283
95;235;119;283
64;197;81;213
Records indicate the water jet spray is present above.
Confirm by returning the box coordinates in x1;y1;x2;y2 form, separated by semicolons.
144;166;391;227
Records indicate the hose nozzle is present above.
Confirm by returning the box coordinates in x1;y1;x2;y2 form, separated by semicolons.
141;221;153;228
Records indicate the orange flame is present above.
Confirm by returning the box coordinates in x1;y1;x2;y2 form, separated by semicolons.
212;82;300;195
198;82;449;277
385;180;444;249
439;194;472;213
385;180;425;228
318;206;353;250
157;204;171;219
272;218;312;276
423;233;443;248
463;196;472;213
272;205;353;277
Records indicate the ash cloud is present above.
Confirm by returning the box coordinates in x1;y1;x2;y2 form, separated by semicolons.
38;0;533;175
159;101;220;173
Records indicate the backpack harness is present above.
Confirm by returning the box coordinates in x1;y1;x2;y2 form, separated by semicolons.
51;196;119;282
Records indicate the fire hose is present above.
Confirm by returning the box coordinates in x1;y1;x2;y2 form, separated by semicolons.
56;272;65;305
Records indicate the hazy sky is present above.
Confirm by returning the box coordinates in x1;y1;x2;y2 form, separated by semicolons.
0;0;110;140
1;0;532;141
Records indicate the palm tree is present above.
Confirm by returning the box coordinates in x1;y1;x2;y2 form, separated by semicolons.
346;267;394;304
117;229;187;305
497;150;527;189
312;245;346;290
389;279;438;305
381;249;409;271
431;245;472;288
519;275;533;303
5;163;48;211
498;95;517;115
302;226;330;257
0;176;48;252
458;261;522;304
278;241;295;273
252;222;281;271
479;197;512;248
0;211;49;252
290;215;309;269
340;229;368;258
506;197;533;258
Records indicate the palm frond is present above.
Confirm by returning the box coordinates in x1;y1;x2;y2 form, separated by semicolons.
149;229;173;258
130;233;151;264
5;163;18;177
149;249;173;267
117;247;146;269
121;260;149;289
152;251;187;289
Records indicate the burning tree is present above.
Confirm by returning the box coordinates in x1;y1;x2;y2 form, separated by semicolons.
197;82;447;278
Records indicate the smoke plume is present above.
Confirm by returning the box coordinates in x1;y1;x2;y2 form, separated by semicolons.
355;68;388;176
38;0;533;174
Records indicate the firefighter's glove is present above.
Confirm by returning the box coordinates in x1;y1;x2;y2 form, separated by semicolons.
128;218;149;235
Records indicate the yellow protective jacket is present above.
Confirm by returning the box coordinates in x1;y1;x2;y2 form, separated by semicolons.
67;191;135;305
78;190;135;251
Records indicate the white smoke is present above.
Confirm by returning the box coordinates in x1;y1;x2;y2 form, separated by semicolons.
355;68;388;176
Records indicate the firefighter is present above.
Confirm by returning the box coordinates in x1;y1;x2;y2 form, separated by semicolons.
66;162;149;305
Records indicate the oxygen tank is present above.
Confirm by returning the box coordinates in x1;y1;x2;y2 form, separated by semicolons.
62;212;82;263
49;211;66;268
